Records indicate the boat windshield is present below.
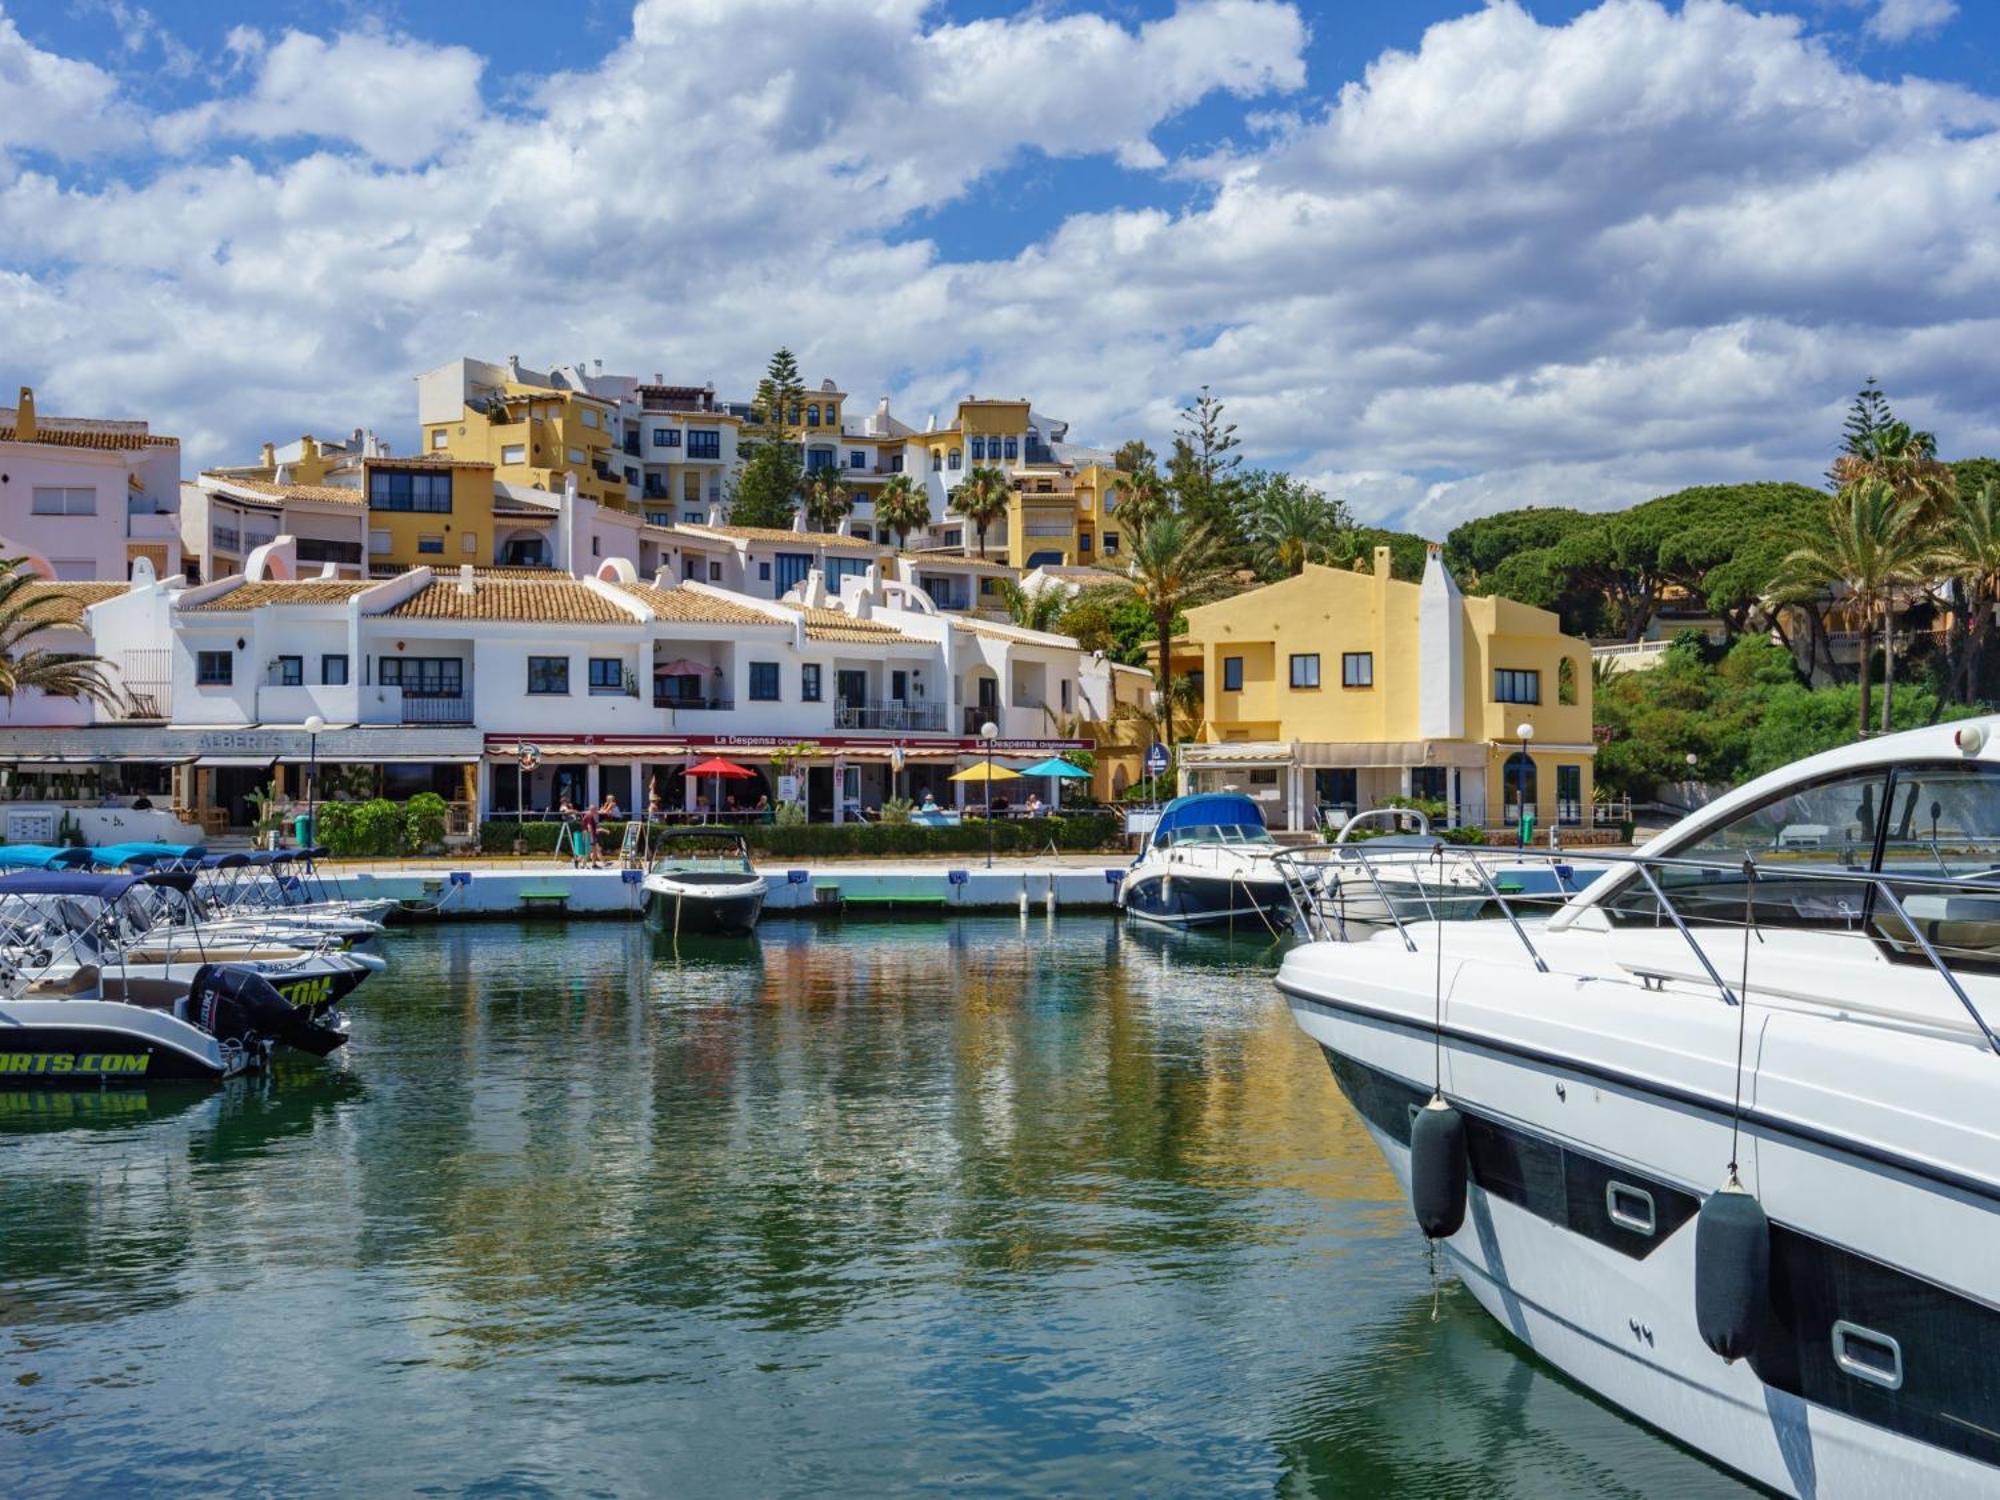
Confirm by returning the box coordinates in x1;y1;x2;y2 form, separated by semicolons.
1159;824;1275;848
1604;759;2000;967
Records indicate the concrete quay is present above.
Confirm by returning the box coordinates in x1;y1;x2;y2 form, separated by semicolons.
321;856;1131;921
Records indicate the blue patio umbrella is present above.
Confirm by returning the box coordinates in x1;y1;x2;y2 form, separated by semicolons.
1018;757;1090;780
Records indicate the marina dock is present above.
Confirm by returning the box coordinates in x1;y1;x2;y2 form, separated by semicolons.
325;857;1131;920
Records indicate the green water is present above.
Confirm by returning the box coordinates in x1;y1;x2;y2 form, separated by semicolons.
0;918;1749;1496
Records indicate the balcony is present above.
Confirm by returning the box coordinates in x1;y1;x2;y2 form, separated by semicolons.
656;693;734;711
401;693;474;725
835;699;945;732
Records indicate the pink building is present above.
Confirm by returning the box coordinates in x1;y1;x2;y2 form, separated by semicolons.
0;387;183;581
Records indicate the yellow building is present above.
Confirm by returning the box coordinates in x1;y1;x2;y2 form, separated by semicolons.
361;456;507;576
1175;545;1595;837
416;356;624;509
1004;461;1127;569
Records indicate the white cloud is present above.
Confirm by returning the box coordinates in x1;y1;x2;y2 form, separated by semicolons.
2;0;1998;541
154;27;486;167
1866;0;1957;42
0;8;138;156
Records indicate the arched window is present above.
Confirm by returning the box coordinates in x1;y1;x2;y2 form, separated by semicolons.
806;404;820;427
1503;752;1537;821
1558;657;1577;706
949;449;962;471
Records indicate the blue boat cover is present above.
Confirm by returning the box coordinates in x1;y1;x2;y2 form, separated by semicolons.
0;845;98;869
88;841;208;868
1151;792;1267;840
0;869;191;899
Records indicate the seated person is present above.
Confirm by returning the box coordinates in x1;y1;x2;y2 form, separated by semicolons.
919;791;940;813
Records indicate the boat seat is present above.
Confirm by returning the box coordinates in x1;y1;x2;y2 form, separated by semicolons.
25;965;97;997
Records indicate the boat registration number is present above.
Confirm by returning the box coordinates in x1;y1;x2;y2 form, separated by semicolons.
0;1052;151;1076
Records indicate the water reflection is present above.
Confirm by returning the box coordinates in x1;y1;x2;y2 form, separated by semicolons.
1;917;1748;1495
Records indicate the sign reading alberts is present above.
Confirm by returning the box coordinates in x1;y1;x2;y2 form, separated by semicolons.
483;734;1088;754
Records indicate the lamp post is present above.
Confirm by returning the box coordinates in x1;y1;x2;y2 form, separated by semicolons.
981;719;998;869
303;713;325;858
1685;751;1698;811
1515;720;1535;849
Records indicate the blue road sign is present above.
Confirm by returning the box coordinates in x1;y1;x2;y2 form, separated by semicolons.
1144;742;1170;776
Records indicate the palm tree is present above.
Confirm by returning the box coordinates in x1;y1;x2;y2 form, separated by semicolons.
1832;418;1956;523
1115;467;1170;540
1249;478;1347;578
1123;511;1235;750
995;578;1066;633
0;562;122;710
1933;481;2000;701
1772;480;1931;736
874;474;929;550
801;467;852;532
948;465;1011;559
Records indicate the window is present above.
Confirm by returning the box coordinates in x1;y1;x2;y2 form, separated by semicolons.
1104;533;1119;556
948;449;962;471
773;552;812;596
1557;764;1583;824
749;662;780;701
1290;653;1321;689
805;449;833;472
591;537;600;557
707;561;722;582
1342;652;1373;688
1559;657;1578;705
890;455;904;473
417;535;444;555
932;450;944;469
1079;532;1093;553
653;427;679;448
1412;766;1449;802
431;429;449;449
196;650;232;685
801;663;822;701
369;469;452;512
1223;655;1244;692
527;656;569;695
501;444;526;465
581;408;599;429
566;447;585;464
369;529;391;555
806;404;820;427
275;655;303;686
322;654;349;686
758;562;771;582
683;511;702;525
1061;678;1072;711
849;451;866;469
462;532;479;556
297;538;362;565
588;657;625;695
686;429;720;460
31;486;95;515
379;657;463;697
1494;668;1541;704
1004;437;1019;460
970;437;986;461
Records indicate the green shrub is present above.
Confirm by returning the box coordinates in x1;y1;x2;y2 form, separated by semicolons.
880;796;914;825
353;798;404;856
314;801;361;856
404;793;449;854
774;800;807;828
472;813;1123;859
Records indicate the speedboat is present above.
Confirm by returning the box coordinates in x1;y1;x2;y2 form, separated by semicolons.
1320;808;1491;925
0;871;348;1084
643;828;767;935
1117;792;1297;931
1275;719;2000;1496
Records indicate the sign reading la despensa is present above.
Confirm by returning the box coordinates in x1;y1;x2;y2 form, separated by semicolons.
0;1052;151;1076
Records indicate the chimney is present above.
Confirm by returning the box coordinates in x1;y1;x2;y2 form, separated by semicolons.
507;354;523;380
593;359;603;372
457;563;476;595
654;372;663;385
1373;545;1392;580
14;387;35;441
260;442;276;469
790;509;807;533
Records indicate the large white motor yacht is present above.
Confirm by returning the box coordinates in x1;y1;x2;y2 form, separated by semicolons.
1275;719;2000;1496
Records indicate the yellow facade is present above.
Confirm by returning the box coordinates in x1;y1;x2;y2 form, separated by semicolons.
1002;462;1127;568
1179;549;1596;834
362;458;504;574
423;384;623;509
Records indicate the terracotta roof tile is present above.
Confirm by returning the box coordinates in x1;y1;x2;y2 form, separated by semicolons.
692;525;884;552
205;476;367;507
184;581;375;612
384;578;642;625
800;608;916;643
1;425;178;451
16;581;127;627
614;582;779;626
365;455;495;471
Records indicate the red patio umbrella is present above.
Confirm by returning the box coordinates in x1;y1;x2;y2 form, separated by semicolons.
686;756;754;820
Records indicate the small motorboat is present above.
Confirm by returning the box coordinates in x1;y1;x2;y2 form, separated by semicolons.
1117;792;1298;931
1320;808;1490;926
643;828;767;935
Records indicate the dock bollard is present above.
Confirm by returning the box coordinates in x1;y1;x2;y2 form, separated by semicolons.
1018;876;1030;916
1046;873;1058;916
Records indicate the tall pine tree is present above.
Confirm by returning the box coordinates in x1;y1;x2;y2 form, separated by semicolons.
1167;386;1247;561
731;347;806;528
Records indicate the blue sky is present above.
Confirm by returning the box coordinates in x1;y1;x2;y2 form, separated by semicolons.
3;0;1997;530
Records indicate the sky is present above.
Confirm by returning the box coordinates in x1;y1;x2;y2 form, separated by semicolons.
3;0;1998;533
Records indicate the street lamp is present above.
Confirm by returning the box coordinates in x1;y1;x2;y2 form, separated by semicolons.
1685;750;1699;810
981;719;998;869
1515;720;1535;849
303;713;325;859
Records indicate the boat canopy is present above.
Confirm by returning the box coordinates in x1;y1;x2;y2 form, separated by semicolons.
88;841;208;868
0;845;98;869
0;869;193;900
1152;793;1268;841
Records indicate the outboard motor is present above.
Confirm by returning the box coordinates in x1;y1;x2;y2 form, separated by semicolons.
187;964;349;1059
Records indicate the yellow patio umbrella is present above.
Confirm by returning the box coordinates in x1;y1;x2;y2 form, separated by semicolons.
947;763;1020;782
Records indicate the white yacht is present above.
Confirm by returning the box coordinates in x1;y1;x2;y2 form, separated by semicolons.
1274;720;2000;1496
1320;808;1492;925
1118;792;1297;932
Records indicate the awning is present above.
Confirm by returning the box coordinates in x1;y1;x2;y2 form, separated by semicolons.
1180;739;1495;770
0;753;196;767
488;743;691;761
198;754;280;768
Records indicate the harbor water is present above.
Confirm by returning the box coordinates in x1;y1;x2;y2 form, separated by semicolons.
1;917;1750;1496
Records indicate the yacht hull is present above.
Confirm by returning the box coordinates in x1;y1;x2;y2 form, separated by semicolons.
644;876;766;935
1120;870;1293;931
0;1001;246;1084
1281;966;2000;1499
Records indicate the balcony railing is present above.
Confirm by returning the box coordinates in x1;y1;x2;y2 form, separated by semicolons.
656;694;734;711
835;699;945;732
401;693;473;724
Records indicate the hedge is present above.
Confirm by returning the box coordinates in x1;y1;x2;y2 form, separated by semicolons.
476;813;1124;858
